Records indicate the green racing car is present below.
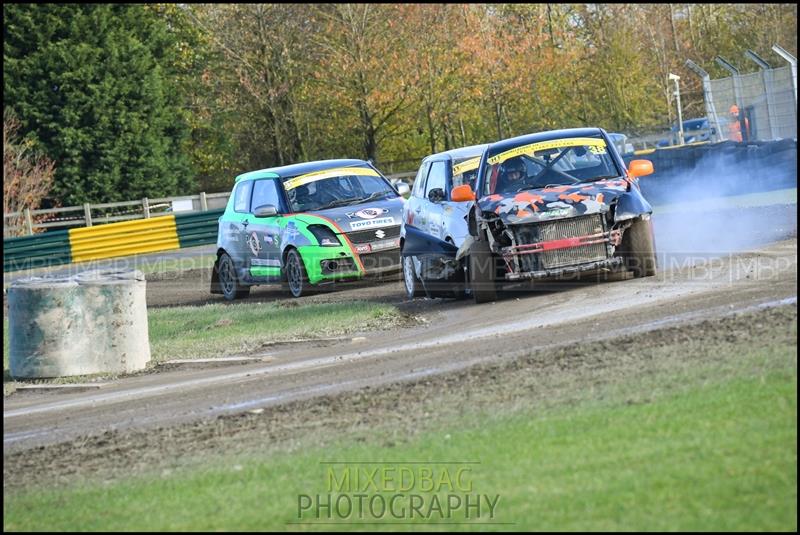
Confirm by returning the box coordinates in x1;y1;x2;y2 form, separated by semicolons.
211;159;408;299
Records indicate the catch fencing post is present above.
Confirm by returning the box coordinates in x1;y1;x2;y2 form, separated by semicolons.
744;49;778;140
772;44;797;109
685;59;723;142
715;56;744;112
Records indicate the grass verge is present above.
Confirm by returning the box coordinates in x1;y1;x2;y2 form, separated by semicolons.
147;300;412;361
3;300;414;392
4;374;795;531
3;306;796;531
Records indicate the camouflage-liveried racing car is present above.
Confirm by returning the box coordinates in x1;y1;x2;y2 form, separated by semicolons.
401;128;657;303
211;159;409;299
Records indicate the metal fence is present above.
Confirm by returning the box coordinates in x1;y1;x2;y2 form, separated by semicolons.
627;45;797;151
696;45;797;143
709;65;797;141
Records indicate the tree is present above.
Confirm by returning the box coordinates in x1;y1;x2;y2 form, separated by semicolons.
149;4;239;193
309;4;414;163
3;4;193;205
3;110;56;237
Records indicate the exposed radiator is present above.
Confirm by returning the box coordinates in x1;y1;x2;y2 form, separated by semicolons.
513;214;608;272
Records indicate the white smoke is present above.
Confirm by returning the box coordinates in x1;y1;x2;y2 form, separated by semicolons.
638;144;797;258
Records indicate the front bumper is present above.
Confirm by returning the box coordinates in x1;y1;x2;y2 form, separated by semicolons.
504;256;624;281
298;245;361;285
499;214;625;281
299;242;402;285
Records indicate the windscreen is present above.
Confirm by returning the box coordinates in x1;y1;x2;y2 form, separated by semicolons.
481;136;622;196
283;166;397;213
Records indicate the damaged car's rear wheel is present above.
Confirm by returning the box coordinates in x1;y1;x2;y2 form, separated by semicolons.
620;217;657;277
469;238;498;303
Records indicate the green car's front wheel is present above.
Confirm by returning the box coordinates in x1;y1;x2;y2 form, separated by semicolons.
285;248;310;298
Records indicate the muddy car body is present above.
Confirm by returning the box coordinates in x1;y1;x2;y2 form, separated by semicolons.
400;144;488;298
404;128;657;303
211;159;406;299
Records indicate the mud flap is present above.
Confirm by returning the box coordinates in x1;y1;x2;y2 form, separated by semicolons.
402;225;465;284
210;257;222;294
402;225;459;258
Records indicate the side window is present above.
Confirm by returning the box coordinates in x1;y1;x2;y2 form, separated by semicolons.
425;161;447;198
412;162;431;198
234;180;253;213
250;179;281;213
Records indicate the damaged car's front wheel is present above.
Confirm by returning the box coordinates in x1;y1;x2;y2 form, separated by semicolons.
619;217;657;278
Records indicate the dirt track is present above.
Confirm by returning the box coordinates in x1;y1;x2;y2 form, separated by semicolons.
5;230;797;454
3;198;798;489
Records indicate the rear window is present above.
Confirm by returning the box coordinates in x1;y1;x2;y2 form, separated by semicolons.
233;180;252;213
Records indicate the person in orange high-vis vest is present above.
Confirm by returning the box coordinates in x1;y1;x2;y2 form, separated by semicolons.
728;105;750;142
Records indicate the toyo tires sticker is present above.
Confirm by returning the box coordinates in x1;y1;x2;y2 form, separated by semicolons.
347;207;389;220
349;217;395;230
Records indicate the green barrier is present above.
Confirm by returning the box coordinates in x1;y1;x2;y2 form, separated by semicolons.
175;209;224;249
3;230;73;272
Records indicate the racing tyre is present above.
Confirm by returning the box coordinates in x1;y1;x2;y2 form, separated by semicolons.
403;255;425;299
285;248;311;298
218;253;250;301
620;217;657;278
469;238;498;304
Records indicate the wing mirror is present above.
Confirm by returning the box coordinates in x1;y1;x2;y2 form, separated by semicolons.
427;188;446;203
627;159;654;179
253;204;279;218
450;184;476;202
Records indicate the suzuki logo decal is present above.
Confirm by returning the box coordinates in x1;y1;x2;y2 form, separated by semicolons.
375;229;386;239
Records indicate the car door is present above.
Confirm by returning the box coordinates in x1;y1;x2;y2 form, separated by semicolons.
422;160;448;240
224;179;255;281
245;178;284;282
405;160;431;230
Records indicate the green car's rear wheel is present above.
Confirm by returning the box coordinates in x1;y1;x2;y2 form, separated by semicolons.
218;252;250;301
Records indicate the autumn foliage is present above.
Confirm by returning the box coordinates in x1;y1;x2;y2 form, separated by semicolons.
3;4;797;203
3;111;56;237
